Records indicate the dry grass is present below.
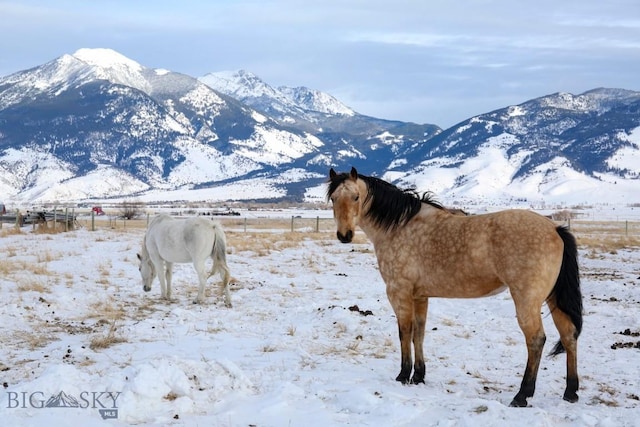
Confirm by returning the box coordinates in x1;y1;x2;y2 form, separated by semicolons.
226;231;321;255
87;300;127;322
89;319;127;350
1;258;55;290
24;332;59;351
33;223;75;234
576;234;640;254
3;244;18;257
16;277;50;293
261;344;278;353
571;221;640;252
37;250;60;263
0;227;23;237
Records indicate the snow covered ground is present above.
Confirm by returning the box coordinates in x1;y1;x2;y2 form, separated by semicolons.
0;210;638;426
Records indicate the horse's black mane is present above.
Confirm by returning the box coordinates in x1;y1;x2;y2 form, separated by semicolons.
327;171;445;231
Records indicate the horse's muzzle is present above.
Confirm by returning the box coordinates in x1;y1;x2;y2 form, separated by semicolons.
337;230;353;243
143;285;151;292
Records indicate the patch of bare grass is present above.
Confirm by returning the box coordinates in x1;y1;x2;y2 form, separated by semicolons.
0;227;23;237
87;300;127;322
89;320;127;350
576;234;640;256
3;244;18;257
24;332;59;351
261;344;278;353
16;277;50;293
572;221;640;252
36;250;61;263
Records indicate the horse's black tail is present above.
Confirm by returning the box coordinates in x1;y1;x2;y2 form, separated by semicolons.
548;226;583;356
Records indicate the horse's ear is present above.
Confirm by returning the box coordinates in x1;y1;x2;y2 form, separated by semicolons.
350;167;358;181
329;168;337;179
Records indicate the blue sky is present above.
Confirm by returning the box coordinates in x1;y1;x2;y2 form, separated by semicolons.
1;0;639;128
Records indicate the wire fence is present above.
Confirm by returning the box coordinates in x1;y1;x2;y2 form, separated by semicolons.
3;210;640;240
70;214;338;234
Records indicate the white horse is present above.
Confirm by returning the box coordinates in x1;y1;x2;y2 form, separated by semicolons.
137;214;232;307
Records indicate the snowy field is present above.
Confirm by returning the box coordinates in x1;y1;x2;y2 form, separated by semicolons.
0;210;639;426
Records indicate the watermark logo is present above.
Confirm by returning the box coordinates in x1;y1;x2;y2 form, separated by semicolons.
7;390;120;419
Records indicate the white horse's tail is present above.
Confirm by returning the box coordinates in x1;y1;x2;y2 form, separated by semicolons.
210;222;228;267
209;222;232;307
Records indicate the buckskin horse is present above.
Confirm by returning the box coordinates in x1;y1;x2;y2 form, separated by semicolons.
327;167;583;407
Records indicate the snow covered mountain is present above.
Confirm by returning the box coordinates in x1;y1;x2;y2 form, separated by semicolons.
387;89;640;204
0;49;328;203
0;48;639;206
0;49;440;205
199;70;356;130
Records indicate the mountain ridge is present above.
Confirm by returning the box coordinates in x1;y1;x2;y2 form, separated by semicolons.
1;48;638;206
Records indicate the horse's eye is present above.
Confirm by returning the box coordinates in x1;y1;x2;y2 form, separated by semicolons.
354;195;359;202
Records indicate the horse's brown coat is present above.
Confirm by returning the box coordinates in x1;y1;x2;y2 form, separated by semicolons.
328;167;582;407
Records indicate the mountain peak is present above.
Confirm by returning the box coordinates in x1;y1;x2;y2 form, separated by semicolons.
200;70;279;100
278;86;355;116
70;48;150;93
200;70;355;121
72;48;142;72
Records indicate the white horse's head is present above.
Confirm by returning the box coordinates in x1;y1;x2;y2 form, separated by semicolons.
137;243;156;292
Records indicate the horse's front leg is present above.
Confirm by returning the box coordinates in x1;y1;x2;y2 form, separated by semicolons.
388;288;414;384
164;262;173;300
411;299;428;384
154;260;168;299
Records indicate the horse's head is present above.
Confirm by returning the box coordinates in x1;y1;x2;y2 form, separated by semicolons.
328;167;364;243
136;247;156;292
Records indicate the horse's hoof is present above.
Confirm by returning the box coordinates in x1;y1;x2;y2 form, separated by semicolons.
410;377;425;385
563;392;579;403
395;375;410;385
509;398;528;407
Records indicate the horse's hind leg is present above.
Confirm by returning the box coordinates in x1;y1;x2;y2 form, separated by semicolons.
219;262;232;308
210;253;232;307
193;261;207;304
511;300;546;407
549;300;579;402
209;260;232;307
